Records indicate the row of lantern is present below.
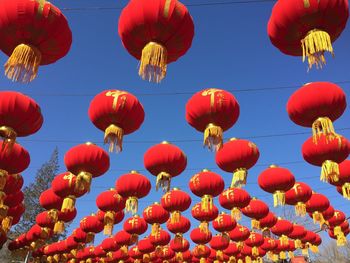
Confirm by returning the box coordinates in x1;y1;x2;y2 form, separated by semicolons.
0;0;348;84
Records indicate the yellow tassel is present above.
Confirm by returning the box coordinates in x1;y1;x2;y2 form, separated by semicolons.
151;223;160;236
279;252;286;260
75;171;92;193
176;252;183;262
200;258;206;263
295;239;302;249
48;209;59;223
2;216;12;233
54;221;65;234
121;245;128;255
199;221;209;234
175;233;183;244
156;172;171;192
251;219;260;230
203;124;223;151
245;256;252;263
143;254;150;262
262;228;270;237
301;29;333;70
273;191;285;207
171;211;181;224
0;204;8;219
334;226;342;237
310;245;319;253
61;196;76;212
229;256;236;263
216;250;223;260
321;160;339;183
104;124;124;153
231;207;242;221
237;242;243;250
342;183;350;200
280;235;289;246
4;44;42;83
0;170;8;191
139;42;167;83
295;202;307;217
131;234;139;244
336;233;347;246
312;211;325;228
312;117;338;144
252;247;259;257
288;251;294;259
53;254;60;262
125;196;138;214
231;168;247;188
302;248;309;256
201;195;213;212
70;249;77;257
104;211;115;236
238;260;243;263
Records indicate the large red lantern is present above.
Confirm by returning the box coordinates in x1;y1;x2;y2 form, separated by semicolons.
2;190;23;217
166;215;191;244
54;208;77;234
144;141;187;192
116;171;151;214
143;202;170;236
123;215;148;242
2;203;25;233
287;224;307;249
228;224;250;248
80;214;104;244
102;237;120;258
189;169;225;212
267;1;349;69
271;218;294;246
39;189;63;224
170;237;190;253
89;90;145;153
0;0;72;83
245;232;264;257
118;0;194;83
224;242;239;261
216;138;259;187
64;143;110;192
258;165;295;207
161;188;191;223
302;134;350;183
149;228;171;248
186;89;240;151
328;210;346;228
261;238;277;252
190;227;212;247
212;212;236;234
114;230;136;251
259;212;277;236
241;198;269;229
192;244;211;263
191;202;218;234
209;234;230;261
72;228;88;244
306;193;330;227
219;187;251;221
285;182;312;217
36;211;55;233
4;174;23;195
96;188;126;235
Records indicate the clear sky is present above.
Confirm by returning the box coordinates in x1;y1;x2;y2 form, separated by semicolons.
1;0;350;251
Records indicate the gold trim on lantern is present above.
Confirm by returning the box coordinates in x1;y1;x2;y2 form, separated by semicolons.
0;126;17;150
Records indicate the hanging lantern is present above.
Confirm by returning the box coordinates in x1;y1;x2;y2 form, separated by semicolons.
161;188;191;224
322;205;335;225
80;214;104;244
259;212;278;237
1;190;24;218
143;202;170;237
96;209;125;235
128;245;143;262
118;0;194;83
94;245;107;259
228;225;250;249
4;174;23;195
219;187;251;221
64;143;110;193
216;138;259;187
123;215;148;243
110;249;129;262
241;198;269;229
334;160;350;199
305;193;330;227
301;231;317;252
114;230;136;253
328;210;346;232
224;242;239;261
149;228;171;248
274;239;290;261
89;90;145;153
54;208;77;234
192;244;211;263
102;237;120;258
189;169;225;212
186;89;240;151
72;227;88;244
191;202;218;235
310;234;322;253
287;224;307;249
258;165;295;207
36;211;55;236
212;212;236;235
116;170;151;215
245;232;264;258
210;234;230;261
157;245;175;262
328;227;349;246
271;218;294;246
170;237;189;253
261;238;278;252
190;227;212;248
285;182;312;217
302;134;350;183
0;0;72;83
138;237;155;261
39;189;63;224
166;215;191;244
144;141;187;192
267;1;349;69
96;188;126;235
26;224;52;249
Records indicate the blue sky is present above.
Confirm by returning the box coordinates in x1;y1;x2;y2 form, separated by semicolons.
2;0;350;250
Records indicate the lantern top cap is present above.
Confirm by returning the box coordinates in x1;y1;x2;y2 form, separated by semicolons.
229;138;238;141
153;202;159;205
269;164;278;168
201;169;210;172
85;142;95;146
130;170;139;174
161;141;171;145
172;187;180;191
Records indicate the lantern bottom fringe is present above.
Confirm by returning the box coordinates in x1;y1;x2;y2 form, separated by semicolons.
288;251;294;259
302;248;309;256
156;172;171;192
251;219;260;230
199;221;209;234
337;234;347;246
76;171;92;193
0;127;16;152
238;259;244;263
252;247;259;257
4;43;42;83
139;41;167;83
295;239;302;249
151;223;160;236
2;216;12;233
107;252;113;259
204;124;223;151
104;211;115;236
174;233;183;244
334;226;342;237
171;211;181;224
70;249;77;257
54;221;65;234
232;168;247;188
176;252;183;262
200;258;206;263
231;207;242;221
310;245;319;253
273;191;285;207
342;183;350;200
104;124;124;153
143;254;150;262
312;211;325;227
312;117;338;144
201;195;213;212
0;172;6;192
321;160;339;183
301;29;333;70
62;196;76;212
126;196;138;214
0;203;8;219
216;250;223;261
262;228;270;237
131;234;139;244
121;245;128;254
245;256;252;263
295;202;307;217
279;251;287;260
48;209;59;223
229;256;236;263
280;235;289;246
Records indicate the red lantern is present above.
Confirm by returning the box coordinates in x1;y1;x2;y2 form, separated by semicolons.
97;210;125;230
328;210;346;228
228;225;250;249
335;160;350;199
149;229;171;247
143;202;170;236
116;170;151;214
123;215;148;242
189;169;225;212
212;212;236;234
2;190;23;217
118;0;194;83
64;143;110;192
170;237;190;253
36;211;55;232
322;205;335;222
241;198;269;229
54;208;77;234
161;188;191;223
192;244;211;262
287;224;307;249
102;237;120;258
209;234;230;261
4;174;23;195
261;238;277;252
224;242;239;259
190;227;212;245
267;0;349;69
216;138;259;187
89;90;145;153
305;193;330;226
72;228;88;244
245;232;264;257
39;189;63;224
185;89;240;151
114;230;136;251
219;187;251;221
94;245;107;258
302;134;350;182
271;218;294;246
80;214;104;244
144;141;187;192
191;202;218;234
157;245;175;261
258;165;295;207
138;237;155;256
96;188;126;235
259;212;277;236
285;182;312;217
166;215;191;244
0;0;72;83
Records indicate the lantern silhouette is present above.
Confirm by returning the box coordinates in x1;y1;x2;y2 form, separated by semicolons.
245;232;264;257
102;237;120;258
190;227;212;250
161;188;191;223
170;237;189;253
285;182;312;217
143;202;170;236
306;193;330;227
224;242;239;262
219;187;251;221
212;212;236;235
39;189;63;224
0;0;72;83
80;214;104;244
149;228;171;248
241;198;269;229
191;202;218;234
228;224;250;249
271;218;294;246
186;88;240;151
287;224;306;249
267;0;349;69
166;215;191;244
192;244;210;263
123;215;148;243
209;234;230;261
259;212;277;237
114;230;136;253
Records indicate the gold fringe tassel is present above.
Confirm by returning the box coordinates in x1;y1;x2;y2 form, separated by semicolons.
334;226;342;237
312;211;325;227
280;235;289;246
4;44;42;83
151;223;160;236
252;247;259;257
174;233;183;244
238;259;243;263
273;191;285;207
86;232;95;244
201;195;213;212
337;233;347;246
143;254;150;263
0;171;7;191
262;228;270;237
156;172;171;192
245;256;252;263
61;196;76;212
104;211;115;236
342;183;350;200
200;258;206;263
251;219;260;230
295;202;307;217
199;221;209;234
302;248;309;256
0;203;8;219
231;168;247;188
2;216;12;233
125;196;138;214
176;252;183;262
216;250;223;261
279;252;286;260
139;42;167;83
231;207;242;221
104;124;124;153
54;221;65;234
171;211;181;224
301;29;333;70
312;117;338;143
203;124;223;151
295;239;302;249
75;171;92;193
288;251;294;259
310;245;319;253
48;209;59;223
321;160;339;183
229;256;236;263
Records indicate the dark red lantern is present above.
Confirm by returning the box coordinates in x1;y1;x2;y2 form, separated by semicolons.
170;237;190;253
54;208;77;234
144;141;187;192
258;165;295;207
216;138;259;187
287;224;307;249
271;218;294;246
245;232;264;257
228;225;250;249
149;228;171;247
191;202;218;235
186;89;240;151
123;215;148;242
241;198;269;229
305;193;330;227
209;234;230;261
116;170;151;214
166;215;191;244
259;212;277;236
89;90;145;153
39;189;63;224
268;1;349;69
118;0;194;83
0;0;72;83
189;169;224;212
212;212;236;234
285;182;312;217
219;187;251;221
161;188;191;223
80;214;104;244
143;202;170;236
